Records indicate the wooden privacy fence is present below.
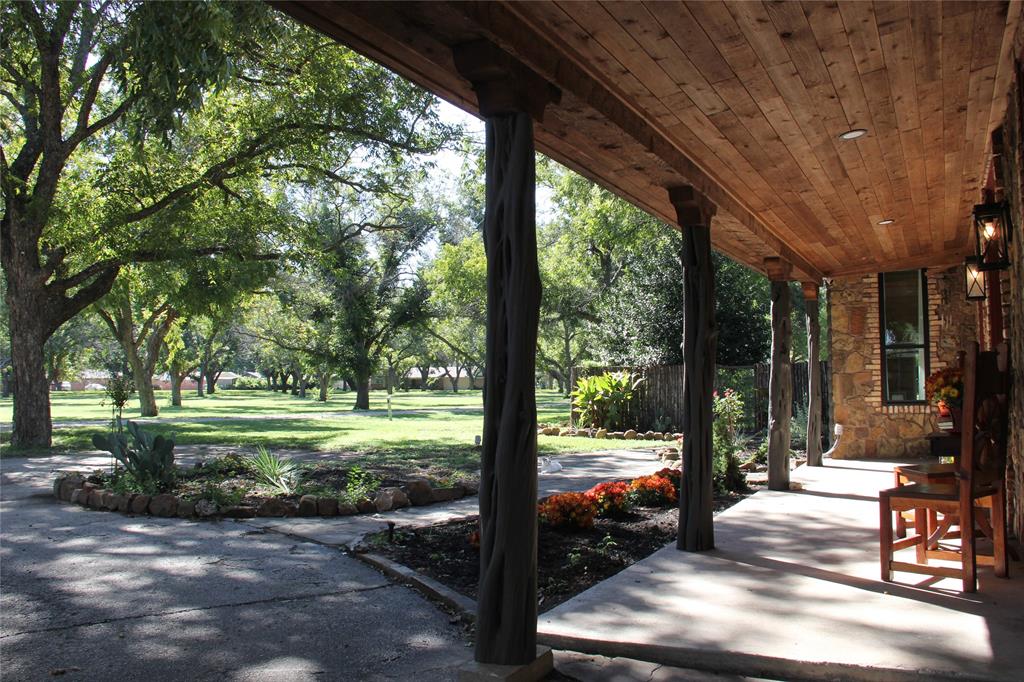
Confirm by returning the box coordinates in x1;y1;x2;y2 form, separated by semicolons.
571;361;831;442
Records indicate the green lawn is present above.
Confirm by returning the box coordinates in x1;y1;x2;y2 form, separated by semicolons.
0;387;513;423
1;389;658;477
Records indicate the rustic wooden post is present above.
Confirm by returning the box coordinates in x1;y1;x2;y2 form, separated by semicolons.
803;282;823;467
766;258;792;490
670;186;717;552
454;41;559;667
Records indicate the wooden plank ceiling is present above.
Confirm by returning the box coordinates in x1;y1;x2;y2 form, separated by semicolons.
274;1;1022;281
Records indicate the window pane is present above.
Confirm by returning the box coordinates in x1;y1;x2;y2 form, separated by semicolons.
882;271;924;345
885;348;925;402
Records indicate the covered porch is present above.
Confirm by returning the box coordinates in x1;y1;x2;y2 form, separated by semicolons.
272;0;1024;677
539;458;1024;681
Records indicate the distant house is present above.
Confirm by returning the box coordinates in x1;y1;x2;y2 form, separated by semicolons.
69;369;111;391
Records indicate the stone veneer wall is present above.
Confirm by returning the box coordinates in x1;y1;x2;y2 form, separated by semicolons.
997;60;1024;541
828;269;978;460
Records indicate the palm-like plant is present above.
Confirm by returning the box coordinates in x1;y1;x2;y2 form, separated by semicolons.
245;446;299;495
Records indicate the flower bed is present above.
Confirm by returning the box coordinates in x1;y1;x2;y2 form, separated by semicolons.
537;423;682;442
51;464;476;520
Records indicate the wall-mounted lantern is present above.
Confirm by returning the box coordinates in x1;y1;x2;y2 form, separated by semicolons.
971;201;1012;271
965;256;986;300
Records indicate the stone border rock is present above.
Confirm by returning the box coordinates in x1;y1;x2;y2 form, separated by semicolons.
52;473;478;521
537;425;682;442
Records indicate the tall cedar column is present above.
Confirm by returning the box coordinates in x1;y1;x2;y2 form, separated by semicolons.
671;187;717;552
454;41;559;666
803;282;823;466
766;259;793;491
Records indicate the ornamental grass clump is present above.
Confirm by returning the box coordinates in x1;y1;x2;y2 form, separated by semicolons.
538;492;598;530
627;473;678;507
586;481;632;517
245;446;299;495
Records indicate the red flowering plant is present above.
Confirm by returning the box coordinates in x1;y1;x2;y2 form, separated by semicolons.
627;473;678;507
925;367;963;409
585;481;632;517
653;467;681;495
538;492;597;530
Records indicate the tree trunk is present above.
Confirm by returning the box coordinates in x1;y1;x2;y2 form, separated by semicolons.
298;371;306;398
318;371;332;402
676;207;717;553
354;374;370;410
804;285;823;467
205;371;217;395
1;368;11;398
170;373;184;407
124;350;158;417
8;317;52;448
474;111;542;665
195;371;205;397
267;371;275;390
418;365;430;390
768;279;793;490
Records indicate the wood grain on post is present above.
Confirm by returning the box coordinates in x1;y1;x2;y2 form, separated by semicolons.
670;186;717;552
454;40;558;666
803;282;823;467
766;259;793;491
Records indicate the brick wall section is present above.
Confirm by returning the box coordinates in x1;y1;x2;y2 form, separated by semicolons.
828;268;977;460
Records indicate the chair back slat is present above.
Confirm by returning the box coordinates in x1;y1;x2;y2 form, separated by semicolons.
958;342;1010;494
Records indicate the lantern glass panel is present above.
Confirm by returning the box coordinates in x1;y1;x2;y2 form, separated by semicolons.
965;257;986;300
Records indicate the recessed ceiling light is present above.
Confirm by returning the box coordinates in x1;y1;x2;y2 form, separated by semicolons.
877;218;895;225
838;128;868;140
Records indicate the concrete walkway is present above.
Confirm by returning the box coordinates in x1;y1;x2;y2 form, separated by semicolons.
0;457;476;680
538;459;1024;681
0;447;671;680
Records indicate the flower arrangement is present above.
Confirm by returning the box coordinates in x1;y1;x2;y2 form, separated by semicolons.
538;492;597;529
585;481;632;517
925;367;963;408
627;473;678;507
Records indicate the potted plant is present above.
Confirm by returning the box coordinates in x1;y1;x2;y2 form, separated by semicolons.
925;366;964;432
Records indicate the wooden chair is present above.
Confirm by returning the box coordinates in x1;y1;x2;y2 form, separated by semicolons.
879;342;1010;592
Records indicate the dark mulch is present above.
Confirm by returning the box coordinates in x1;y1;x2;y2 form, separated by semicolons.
364;491;750;613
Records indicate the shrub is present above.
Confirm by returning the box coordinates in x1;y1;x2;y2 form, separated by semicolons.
538;492;597;530
245;446;299;495
571;370;644;430
341;465;379;505
712;388;747;495
102;373;135;433
790;403;808;451
229;376;267;390
712;388;744;445
712;433;746;495
586;481;632;517
627;474;677;507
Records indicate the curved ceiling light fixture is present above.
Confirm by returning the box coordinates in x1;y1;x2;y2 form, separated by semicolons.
838;128;868;140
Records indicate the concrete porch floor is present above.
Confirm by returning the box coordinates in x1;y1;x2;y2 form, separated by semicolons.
538;459;1024;682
